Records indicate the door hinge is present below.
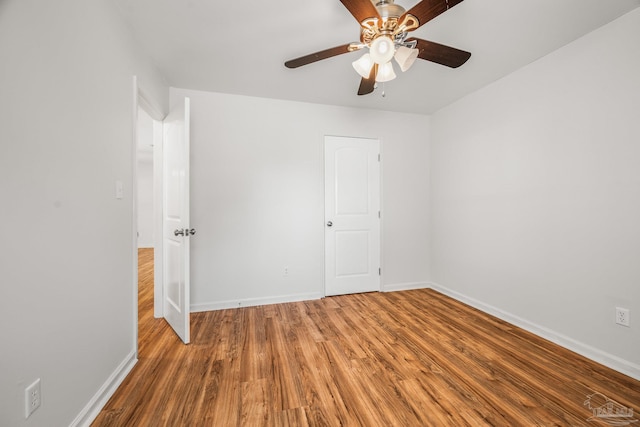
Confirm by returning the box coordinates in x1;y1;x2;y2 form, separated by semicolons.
379;268;381;276
378;210;380;218
378;153;380;162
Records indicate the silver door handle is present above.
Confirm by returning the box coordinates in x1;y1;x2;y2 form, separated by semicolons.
326;221;333;227
174;228;196;236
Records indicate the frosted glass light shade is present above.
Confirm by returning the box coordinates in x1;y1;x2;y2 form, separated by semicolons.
370;36;395;64
375;61;396;82
394;46;418;72
352;54;374;78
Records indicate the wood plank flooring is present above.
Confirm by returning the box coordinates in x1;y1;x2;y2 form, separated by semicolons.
92;248;640;426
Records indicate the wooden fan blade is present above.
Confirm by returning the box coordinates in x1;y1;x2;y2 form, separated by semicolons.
400;0;464;29
285;43;356;68
357;64;377;96
340;0;380;23
409;38;471;68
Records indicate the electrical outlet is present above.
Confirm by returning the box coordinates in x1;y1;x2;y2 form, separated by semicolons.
615;307;630;327
25;378;41;419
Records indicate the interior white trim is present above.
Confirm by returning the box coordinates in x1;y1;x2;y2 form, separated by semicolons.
70;351;138;427
191;292;324;312
138;88;165;122
429;282;640;381
132;76;140;355
382;281;430;292
152;118;164;319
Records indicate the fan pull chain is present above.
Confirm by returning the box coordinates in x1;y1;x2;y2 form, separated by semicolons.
381;82;386;98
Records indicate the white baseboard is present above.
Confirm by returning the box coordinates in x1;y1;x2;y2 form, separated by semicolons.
382;281;430;292
429;282;640;381
191;292;324;312
70;351;138;427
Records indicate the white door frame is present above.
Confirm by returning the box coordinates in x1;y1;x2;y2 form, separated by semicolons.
151;115;164;319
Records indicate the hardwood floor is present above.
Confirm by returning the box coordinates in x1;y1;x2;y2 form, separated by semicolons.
92;248;640;426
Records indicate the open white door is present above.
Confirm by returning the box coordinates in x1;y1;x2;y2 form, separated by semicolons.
325;136;381;296
162;97;191;343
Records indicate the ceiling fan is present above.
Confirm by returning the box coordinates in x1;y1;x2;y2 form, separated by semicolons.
284;0;471;96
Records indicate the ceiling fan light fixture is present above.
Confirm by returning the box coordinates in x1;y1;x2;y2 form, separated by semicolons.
394;46;419;72
352;53;374;78
283;0;471;96
369;36;395;64
375;61;396;82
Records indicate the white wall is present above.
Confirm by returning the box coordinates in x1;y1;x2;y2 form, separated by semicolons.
137;107;155;248
136;159;154;248
0;1;167;426
170;88;431;310
430;8;640;377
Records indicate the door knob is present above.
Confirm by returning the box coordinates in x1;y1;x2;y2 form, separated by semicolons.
326;221;333;227
174;229;185;236
188;228;196;236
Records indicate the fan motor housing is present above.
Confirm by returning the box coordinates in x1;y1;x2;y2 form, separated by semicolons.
375;0;406;19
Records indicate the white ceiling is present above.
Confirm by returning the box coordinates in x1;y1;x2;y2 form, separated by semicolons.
113;0;640;115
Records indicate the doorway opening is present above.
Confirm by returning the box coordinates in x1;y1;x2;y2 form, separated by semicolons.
134;96;164;354
134;83;191;347
136;105;158;336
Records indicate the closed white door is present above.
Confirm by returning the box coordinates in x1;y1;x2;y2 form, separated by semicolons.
162;97;191;344
325;136;380;296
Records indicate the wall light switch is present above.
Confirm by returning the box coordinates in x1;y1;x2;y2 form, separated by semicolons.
115;180;124;199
